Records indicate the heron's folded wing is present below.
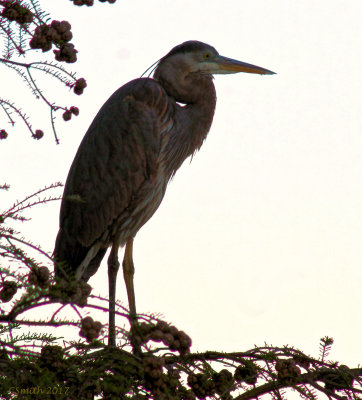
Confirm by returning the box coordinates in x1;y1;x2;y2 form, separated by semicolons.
54;79;167;271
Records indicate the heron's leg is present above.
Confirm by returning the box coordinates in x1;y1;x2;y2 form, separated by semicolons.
122;238;142;355
108;235;121;347
122;238;137;322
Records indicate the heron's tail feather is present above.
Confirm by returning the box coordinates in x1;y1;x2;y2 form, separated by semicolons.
54;229;107;282
77;246;107;282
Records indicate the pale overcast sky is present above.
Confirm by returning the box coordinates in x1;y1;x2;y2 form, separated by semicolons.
1;0;361;373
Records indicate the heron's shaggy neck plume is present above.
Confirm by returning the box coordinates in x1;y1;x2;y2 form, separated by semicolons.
154;57;216;176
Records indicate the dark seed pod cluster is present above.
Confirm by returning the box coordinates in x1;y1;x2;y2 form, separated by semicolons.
72;281;92;305
50;279;91;306
72;0;117;6
30;20;77;63
0;281;17;302
54;43;77;63
234;362;258;385
79;316;102;342
28;266;50;288
63;110;72;121
70;106;79;115
30;24;52;52
275;358;301;384
212;369;234;395
1;1;33;25
187;373;216;399
30;20;72;51
32;129;44;140
177;387;197;400
73;78;87;95
73;0;94;5
136;320;192;354
38;345;65;372
143;355;167;397
0;129;8;139
62;106;79;121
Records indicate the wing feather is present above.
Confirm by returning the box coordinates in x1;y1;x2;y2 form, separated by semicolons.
54;78;167;278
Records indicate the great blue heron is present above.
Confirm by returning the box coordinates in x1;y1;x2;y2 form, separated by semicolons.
54;40;275;346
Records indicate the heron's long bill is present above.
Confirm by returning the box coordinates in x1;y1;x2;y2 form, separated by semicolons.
214;55;275;75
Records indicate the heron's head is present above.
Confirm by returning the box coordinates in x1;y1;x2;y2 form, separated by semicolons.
154;40;275;81
153;41;275;103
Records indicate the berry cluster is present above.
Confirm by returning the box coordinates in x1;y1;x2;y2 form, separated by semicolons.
32;129;44;140
143;355;167;397
28;266;50;288
79;316;102;342
212;369;234;396
166;367;181;383
73;78;87;95
73;0;94;5
30;20;72;51
72;281;92;305
54;43;77;63
187;369;239;399
51;279;92;306
234;362;258;385
30;20;77;63
187;373;216;399
38;345;65;372
0;129;8;139
1;1;33;25
137;320;192;354
275;358;301;384
0;281;17;302
62;106;79;121
177;388;196;400
72;0;116;6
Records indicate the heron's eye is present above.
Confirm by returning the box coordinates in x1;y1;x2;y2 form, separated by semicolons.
203;53;211;60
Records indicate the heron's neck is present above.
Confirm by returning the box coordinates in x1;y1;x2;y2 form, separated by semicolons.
161;79;216;178
181;79;216;154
